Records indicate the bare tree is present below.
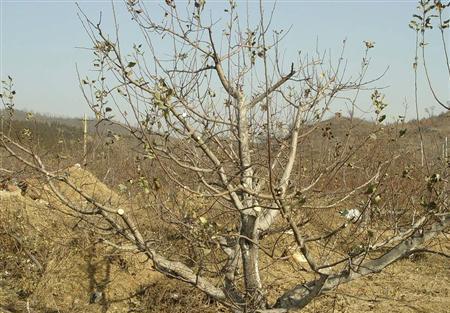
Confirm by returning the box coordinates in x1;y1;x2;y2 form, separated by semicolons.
410;0;450;110
1;1;449;312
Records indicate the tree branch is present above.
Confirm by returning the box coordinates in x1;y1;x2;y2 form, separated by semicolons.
273;213;450;311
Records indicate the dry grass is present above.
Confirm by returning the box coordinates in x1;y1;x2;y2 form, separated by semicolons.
2;165;448;312
0;167;222;313
0;112;449;312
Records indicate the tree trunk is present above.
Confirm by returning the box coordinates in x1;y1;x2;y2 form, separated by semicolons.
240;213;265;311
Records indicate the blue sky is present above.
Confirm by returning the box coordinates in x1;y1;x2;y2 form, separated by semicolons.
0;0;448;120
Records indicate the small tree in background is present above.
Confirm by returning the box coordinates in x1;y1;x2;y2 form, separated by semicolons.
410;0;450;110
1;1;449;312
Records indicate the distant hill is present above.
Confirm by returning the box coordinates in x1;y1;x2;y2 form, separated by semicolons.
415;111;450;134
1;109;448;149
0;110;83;150
0;109;130;136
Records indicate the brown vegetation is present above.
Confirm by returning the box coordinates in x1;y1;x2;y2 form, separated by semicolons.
1;111;449;312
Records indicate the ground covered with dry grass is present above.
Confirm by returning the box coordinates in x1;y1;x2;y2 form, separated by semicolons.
1;112;449;312
0;165;448;313
0;166;221;313
301;253;450;313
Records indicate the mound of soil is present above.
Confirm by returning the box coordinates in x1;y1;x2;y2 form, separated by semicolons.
0;166;162;313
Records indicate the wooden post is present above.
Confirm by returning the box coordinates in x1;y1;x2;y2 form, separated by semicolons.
445;136;448;164
420;141;424;167
443;142;446;163
83;114;88;167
